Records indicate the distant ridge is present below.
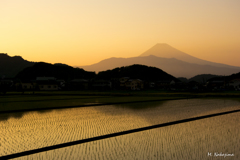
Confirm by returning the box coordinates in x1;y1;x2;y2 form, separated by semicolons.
79;55;240;78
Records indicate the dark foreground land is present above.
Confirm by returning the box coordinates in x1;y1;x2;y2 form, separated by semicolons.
0;90;239;113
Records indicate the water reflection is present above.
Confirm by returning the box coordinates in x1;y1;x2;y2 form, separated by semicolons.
0;110;54;121
0;98;167;121
1;98;240;157
95;98;240;125
115;101;166;110
0;112;25;121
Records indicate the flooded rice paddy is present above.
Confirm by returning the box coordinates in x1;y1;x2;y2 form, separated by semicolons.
0;98;240;159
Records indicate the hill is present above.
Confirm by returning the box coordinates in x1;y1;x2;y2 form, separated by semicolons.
207;72;240;82
0;53;34;78
16;62;96;80
227;72;240;80
96;64;179;82
188;74;222;83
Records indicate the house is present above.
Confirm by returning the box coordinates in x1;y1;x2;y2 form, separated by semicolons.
69;79;89;90
110;78;121;90
228;79;240;91
120;77;130;87
206;80;225;91
14;80;37;91
91;80;112;90
156;80;174;89
21;82;35;90
36;77;59;91
0;79;13;94
57;79;66;89
38;81;59;91
187;81;200;91
149;82;155;88
123;79;144;90
0;79;13;87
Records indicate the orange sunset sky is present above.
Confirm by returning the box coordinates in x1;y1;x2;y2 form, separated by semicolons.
1;0;240;67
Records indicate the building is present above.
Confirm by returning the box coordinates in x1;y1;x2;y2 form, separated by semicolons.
156;80;175;89
120;78;144;90
69;79;89;90
21;82;35;90
119;77;130;88
228;79;240;91
91;80;112;90
206;80;225;91
36;77;59;91
38;81;59;91
0;79;13;94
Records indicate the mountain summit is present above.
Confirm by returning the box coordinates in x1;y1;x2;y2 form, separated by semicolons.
140;43;189;59
139;43;237;69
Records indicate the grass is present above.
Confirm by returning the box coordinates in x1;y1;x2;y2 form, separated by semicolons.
0;90;239;112
0;95;183;112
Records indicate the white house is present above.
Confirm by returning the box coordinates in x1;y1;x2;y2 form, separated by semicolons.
125;79;144;90
229;79;240;90
36;77;59;91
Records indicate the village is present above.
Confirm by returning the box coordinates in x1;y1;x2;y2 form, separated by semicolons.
1;75;240;94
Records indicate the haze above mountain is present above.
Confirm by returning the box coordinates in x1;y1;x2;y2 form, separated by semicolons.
79;44;240;78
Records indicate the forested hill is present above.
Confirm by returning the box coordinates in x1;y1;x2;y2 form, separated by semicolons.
207;72;240;82
96;64;179;82
0;53;34;78
188;74;222;83
16;62;96;80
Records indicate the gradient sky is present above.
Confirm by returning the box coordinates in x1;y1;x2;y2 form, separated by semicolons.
1;0;240;67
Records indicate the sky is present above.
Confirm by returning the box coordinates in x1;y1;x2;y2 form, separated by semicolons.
1;0;240;67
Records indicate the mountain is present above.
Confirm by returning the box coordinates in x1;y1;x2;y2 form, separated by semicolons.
16;62;96;80
0;53;34;78
140;43;239;69
96;64;179;82
79;55;240;78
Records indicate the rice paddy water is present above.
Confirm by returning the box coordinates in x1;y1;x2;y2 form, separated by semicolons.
0;98;239;159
